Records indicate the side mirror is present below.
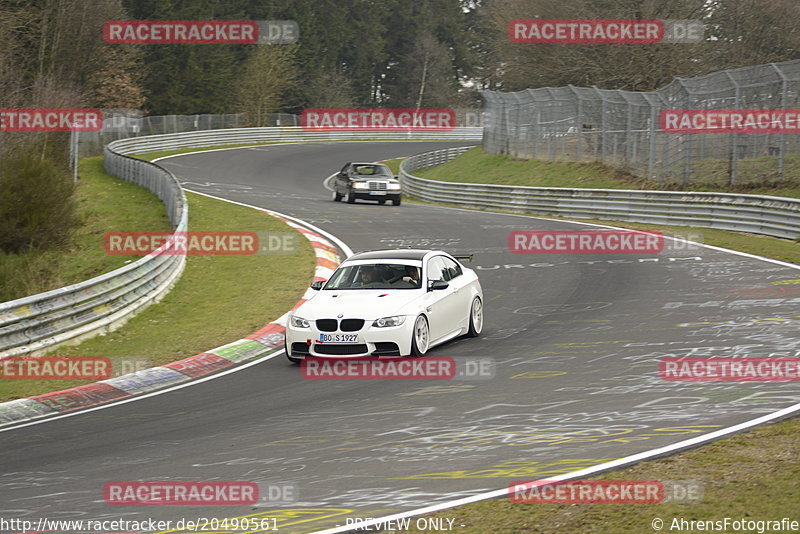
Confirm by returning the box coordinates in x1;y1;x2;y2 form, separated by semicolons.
428;280;449;291
310;280;325;290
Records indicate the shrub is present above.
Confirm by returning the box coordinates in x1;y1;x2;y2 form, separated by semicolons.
0;149;81;253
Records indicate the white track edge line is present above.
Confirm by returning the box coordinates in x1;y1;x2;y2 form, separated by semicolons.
311;401;800;534
0;204;352;433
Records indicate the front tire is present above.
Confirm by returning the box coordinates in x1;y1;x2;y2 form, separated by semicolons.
466;296;483;337
346;189;356;204
392;197;401;206
410;315;429;356
332;189;342;202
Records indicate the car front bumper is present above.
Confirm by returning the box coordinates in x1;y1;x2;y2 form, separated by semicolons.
352;190;401;201
285;318;414;358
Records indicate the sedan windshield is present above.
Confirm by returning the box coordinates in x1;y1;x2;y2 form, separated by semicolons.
353;164;392;177
325;263;421;289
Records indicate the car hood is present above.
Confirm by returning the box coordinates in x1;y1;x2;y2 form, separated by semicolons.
296;289;422;320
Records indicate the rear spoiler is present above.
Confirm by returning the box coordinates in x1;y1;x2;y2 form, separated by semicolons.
452;254;474;262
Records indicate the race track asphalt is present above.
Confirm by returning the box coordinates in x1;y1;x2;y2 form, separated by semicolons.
2;141;799;533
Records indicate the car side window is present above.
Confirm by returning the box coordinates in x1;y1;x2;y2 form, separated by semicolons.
441;257;462;280
426;257;447;282
340;163;350;174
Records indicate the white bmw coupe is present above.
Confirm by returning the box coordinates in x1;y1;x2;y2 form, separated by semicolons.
285;249;483;362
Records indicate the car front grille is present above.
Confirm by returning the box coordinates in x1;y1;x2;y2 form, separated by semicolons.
315;344;369;356
316;319;338;332
368;181;387;190
340;319;365;331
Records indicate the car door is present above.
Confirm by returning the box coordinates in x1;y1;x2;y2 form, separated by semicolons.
439;256;472;330
423;256;464;343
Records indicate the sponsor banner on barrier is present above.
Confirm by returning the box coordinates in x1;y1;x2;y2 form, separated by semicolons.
0;108;103;132
300;108;456;131
660;109;800;133
103;20;299;44
1;356;112;380
300;356;494;381
104;481;258;505
509;479;664;504
509;230;664;254
660;357;800;381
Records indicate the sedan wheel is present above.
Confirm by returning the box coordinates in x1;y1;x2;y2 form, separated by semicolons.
466;297;483;337
346;189;356;204
332;190;342;202
410;315;429;356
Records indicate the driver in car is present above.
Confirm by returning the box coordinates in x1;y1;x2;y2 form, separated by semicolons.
356;266;384;288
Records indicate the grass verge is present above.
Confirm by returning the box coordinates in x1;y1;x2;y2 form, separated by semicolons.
0;156;170;302
409;147;800;198
0;160;315;402
380;416;800;533
383;156;800;265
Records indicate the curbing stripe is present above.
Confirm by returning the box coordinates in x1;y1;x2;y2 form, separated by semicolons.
0;398;58;425
0;201;344;428
102;367;191;396
29;382;130;413
163;353;234;378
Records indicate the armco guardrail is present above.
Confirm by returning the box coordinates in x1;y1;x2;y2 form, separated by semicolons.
107;126;483;155
400;147;800;240
0;144;188;357
0;128;481;357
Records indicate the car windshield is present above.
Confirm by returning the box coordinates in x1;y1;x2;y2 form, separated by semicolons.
324;263;421;290
353;164;392;177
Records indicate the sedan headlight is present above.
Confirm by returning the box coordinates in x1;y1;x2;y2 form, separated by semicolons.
387;182;401;190
290;315;310;328
353;182;369;189
372;315;406;327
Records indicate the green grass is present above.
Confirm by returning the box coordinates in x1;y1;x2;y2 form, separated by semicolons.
382;416;800;533
383;151;800;265
0;156;170;302
412;147;651;189
410;147;800;197
0;179;315;402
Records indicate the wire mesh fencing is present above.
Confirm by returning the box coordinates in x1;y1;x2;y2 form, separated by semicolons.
482;60;800;186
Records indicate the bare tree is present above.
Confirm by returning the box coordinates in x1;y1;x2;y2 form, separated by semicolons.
236;45;299;127
304;67;356;108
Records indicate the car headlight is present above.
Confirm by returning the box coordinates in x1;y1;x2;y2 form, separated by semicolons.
387;182;401;190
372;315;406;327
290;315;310;328
353;182;369;189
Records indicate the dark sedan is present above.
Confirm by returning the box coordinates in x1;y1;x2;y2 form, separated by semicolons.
332;162;402;205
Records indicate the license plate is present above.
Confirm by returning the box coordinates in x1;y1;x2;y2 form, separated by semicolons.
369;191;387;195
318;333;358;343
